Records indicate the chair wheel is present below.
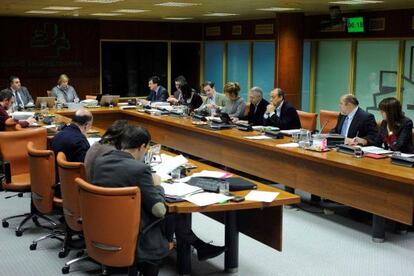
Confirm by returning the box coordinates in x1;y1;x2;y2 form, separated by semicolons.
2;221;9;228
58;250;68;258
76;250;84;257
62;266;70;274
30;243;37;250
15;230;22;237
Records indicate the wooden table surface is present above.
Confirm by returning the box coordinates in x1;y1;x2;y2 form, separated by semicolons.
53;107;414;226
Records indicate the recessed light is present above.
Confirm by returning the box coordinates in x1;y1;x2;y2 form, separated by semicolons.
163;17;193;20
155;2;201;7
25;10;60;14
329;0;383;4
257;7;300;12
43;6;82;11
113;9;150;13
75;0;123;3
90;13;122;16
203;13;238;17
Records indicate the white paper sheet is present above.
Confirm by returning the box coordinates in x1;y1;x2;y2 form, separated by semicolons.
280;129;301;135
152;154;188;175
87;137;101;146
361;146;393;155
276;143;299;148
401;153;414;158
185;192;233;206
245;190;279;203
244;135;273;140
161;182;202;197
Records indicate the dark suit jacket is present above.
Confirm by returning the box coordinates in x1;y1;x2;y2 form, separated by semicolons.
369;118;414;153
247;99;269;126
185;92;203;112
5;86;33;106
51;124;90;162
92;150;169;262
264;101;301;130
146;85;168;102
331;107;377;141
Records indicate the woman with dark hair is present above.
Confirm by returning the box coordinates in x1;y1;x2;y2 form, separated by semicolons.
354;97;414;153
180;83;203;112
84;119;128;180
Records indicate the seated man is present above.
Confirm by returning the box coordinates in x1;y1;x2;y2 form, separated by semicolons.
263;88;301;130
196;81;227;115
331;94;377;145
5;76;34;111
140;76;168;105
245;86;269;126
0;90;35;131
51;109;93;162
51;74;79;104
92;125;226;274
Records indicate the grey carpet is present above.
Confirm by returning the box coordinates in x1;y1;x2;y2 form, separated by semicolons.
1;190;414;276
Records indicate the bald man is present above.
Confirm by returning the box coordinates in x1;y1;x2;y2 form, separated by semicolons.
51;109;93;163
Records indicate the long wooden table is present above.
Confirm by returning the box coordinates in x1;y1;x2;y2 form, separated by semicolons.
49;108;300;274
55;107;414;242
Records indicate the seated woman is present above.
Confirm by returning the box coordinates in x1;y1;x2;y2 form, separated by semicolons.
354;97;414;153
84;119;129;181
51;74;79;104
180;83;202;112
219;82;246;119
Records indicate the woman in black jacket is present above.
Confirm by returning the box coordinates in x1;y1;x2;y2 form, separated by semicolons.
355;97;414;153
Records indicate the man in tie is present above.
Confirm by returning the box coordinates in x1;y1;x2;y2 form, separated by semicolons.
331;94;377;145
5;76;34;111
196;81;227;115
245;87;269;126
140;76;168;105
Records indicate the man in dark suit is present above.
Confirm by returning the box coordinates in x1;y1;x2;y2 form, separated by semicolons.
92;125;226;274
330;94;377;144
6;76;34;110
51;109;93;163
245;87;269;126
263;88;301;130
145;76;168;103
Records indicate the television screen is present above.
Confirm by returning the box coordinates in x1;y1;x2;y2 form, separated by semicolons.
347;17;364;33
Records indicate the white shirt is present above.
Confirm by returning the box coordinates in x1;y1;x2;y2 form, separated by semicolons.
264;100;284;119
343;106;358;137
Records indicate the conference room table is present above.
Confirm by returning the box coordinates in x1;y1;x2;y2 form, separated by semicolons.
47;108;300;275
53;107;414;243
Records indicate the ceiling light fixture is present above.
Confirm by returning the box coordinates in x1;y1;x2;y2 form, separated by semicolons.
113;9;150;13
155;2;201;7
257;7;300;12
43;6;82;11
203;13;238;17
329;0;384;4
25;10;60;14
90;13;122;16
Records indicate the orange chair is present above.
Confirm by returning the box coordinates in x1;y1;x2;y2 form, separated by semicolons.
85;95;97;100
297;110;318;132
76;178;141;275
27;142;64;250
5;119;17;131
57;152;90;271
319;109;340;133
0;128;47;236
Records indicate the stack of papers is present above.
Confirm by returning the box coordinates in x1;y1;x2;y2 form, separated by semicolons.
152;154;188;178
244;135;273;140
361;146;393;155
161;182;202;198
280;129;301;135
185;192;234;206
178;170;231;183
245;191;279;202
